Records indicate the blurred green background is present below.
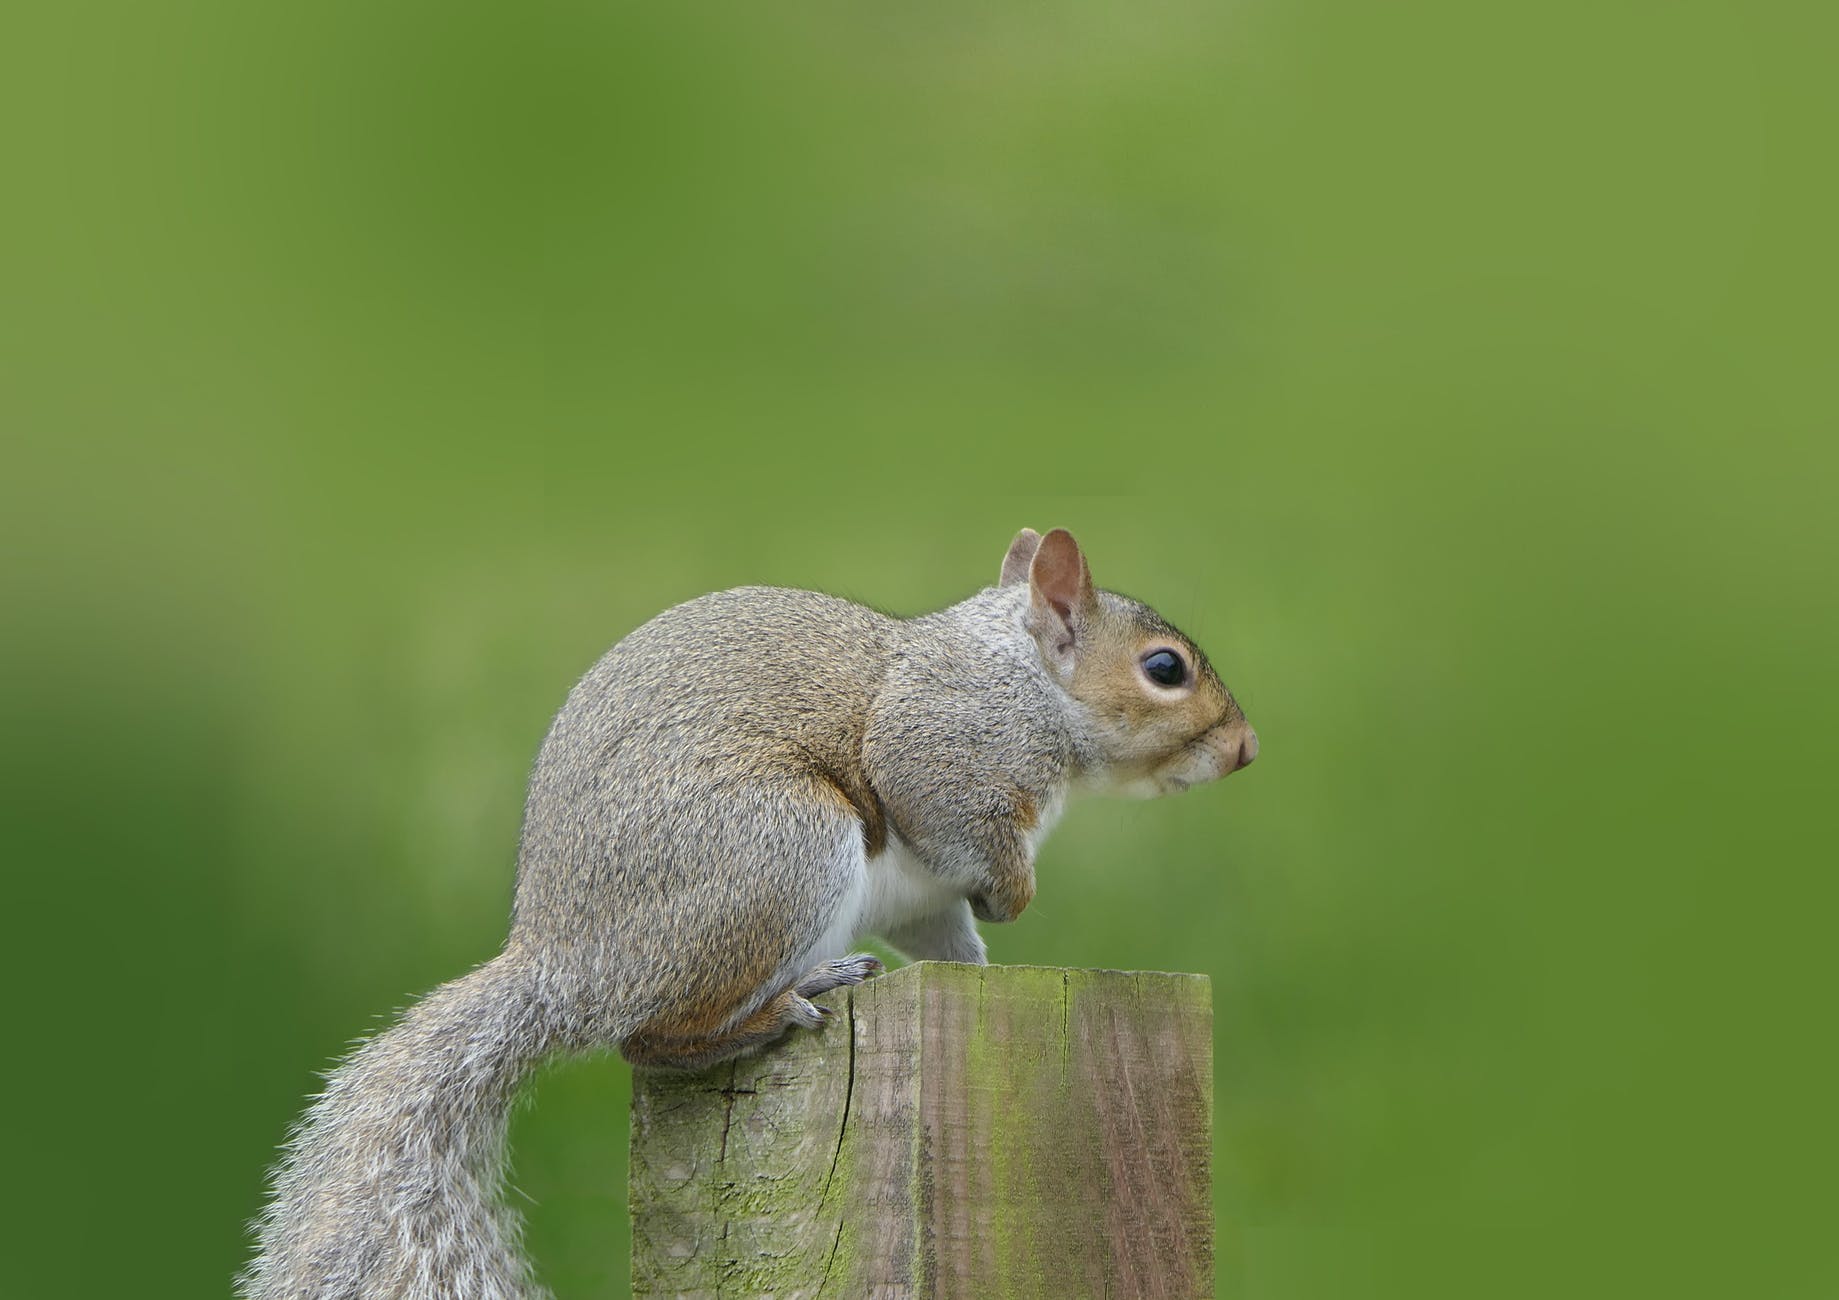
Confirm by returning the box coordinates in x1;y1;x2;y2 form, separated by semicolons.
2;1;1832;1296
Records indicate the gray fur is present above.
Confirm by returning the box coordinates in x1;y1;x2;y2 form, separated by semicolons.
879;901;989;964
245;548;1250;1298
241;952;559;1299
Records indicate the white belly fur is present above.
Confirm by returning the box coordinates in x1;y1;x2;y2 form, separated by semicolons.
794;786;1068;974
862;835;965;937
795;834;963;971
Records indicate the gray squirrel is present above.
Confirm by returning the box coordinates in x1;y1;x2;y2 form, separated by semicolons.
241;527;1257;1300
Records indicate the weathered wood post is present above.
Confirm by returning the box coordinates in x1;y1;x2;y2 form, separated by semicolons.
629;962;1213;1298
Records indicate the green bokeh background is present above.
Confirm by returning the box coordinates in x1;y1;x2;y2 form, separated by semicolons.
3;2;1831;1297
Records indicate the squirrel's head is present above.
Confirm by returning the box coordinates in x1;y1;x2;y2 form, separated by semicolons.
1002;527;1258;797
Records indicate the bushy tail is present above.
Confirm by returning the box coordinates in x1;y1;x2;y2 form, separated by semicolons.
241;950;559;1300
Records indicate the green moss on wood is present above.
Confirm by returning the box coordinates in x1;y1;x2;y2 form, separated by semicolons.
630;962;1212;1298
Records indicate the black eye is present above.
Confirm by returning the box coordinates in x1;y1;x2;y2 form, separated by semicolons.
1141;649;1187;687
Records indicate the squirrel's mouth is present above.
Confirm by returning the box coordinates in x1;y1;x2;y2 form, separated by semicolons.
1159;723;1259;793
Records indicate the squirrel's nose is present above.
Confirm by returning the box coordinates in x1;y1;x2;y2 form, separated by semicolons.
1232;728;1258;772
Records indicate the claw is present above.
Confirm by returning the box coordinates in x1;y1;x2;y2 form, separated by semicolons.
789;996;828;1029
794;953;884;999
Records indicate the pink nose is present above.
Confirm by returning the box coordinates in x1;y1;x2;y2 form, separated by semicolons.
1234;729;1258;771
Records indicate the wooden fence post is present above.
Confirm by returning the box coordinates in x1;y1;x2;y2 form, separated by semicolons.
628;962;1213;1298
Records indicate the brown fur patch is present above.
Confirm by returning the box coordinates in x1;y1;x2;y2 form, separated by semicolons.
813;766;888;857
620;989;806;1069
978;868;1036;923
1069;595;1237;771
636;941;787;1043
1011;788;1039;833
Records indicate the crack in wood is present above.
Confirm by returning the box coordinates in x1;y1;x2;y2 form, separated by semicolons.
816;987;858;1296
715;1060;739;1166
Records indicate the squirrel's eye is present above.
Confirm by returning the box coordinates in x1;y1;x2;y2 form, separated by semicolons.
1141;649;1187;687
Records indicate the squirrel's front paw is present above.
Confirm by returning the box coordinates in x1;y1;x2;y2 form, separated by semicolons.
970;876;1034;924
969;895;1008;923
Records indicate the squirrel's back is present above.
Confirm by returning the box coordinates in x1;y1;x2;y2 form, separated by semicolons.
520;586;896;819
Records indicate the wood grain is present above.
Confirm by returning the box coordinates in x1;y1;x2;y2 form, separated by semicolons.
629;962;1213;1299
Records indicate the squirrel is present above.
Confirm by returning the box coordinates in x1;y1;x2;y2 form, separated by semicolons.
240;527;1257;1300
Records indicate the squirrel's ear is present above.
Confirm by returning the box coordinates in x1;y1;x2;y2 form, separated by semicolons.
1027;528;1096;669
999;528;1043;587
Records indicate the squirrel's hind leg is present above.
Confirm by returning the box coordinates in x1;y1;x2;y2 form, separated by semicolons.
621;988;817;1070
795;952;882;997
619;956;877;1072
